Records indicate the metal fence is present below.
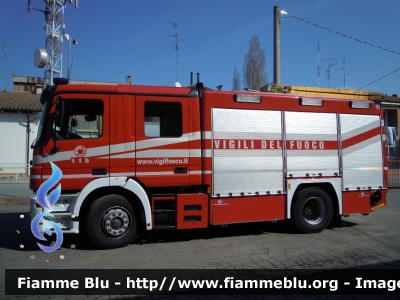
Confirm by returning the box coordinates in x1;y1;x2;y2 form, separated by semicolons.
388;159;400;187
0;157;399;204
0;163;30;183
0;163;31;203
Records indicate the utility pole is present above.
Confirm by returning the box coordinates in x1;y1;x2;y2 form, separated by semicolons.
273;6;281;85
64;34;78;80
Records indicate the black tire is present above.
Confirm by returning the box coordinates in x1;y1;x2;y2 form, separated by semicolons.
291;187;333;233
85;195;137;249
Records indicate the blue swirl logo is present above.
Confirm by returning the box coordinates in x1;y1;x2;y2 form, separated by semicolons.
31;162;64;253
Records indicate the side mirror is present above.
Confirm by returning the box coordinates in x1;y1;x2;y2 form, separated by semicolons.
84;115;97;122
55;98;65;128
31;138;38;149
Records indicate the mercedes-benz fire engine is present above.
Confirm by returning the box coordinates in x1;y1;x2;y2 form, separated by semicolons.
30;81;387;249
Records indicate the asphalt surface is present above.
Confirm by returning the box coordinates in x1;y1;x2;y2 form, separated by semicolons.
1;189;399;300
0;183;31;203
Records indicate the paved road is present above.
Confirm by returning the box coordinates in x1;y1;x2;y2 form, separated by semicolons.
1;190;399;299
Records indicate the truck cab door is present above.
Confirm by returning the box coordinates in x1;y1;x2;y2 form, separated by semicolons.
41;94;109;190
135;96;189;187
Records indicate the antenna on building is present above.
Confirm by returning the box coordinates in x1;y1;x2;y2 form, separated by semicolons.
320;54;337;88
322;58;336;88
337;58;350;89
169;22;183;84
3;44;8;90
317;42;320;87
28;0;78;86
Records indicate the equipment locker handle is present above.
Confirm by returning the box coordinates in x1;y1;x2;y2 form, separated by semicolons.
174;167;188;174
92;168;107;175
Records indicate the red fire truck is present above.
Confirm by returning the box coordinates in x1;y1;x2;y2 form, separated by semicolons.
30;81;387;249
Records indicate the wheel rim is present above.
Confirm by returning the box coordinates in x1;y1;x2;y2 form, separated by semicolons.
100;206;131;238
302;197;326;225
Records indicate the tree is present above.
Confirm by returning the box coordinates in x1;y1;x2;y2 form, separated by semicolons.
242;35;267;90
232;66;241;91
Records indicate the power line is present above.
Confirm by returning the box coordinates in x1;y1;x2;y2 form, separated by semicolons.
283;14;400;56
281;12;400;91
357;68;400;90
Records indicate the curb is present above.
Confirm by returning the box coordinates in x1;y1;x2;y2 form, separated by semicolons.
0;197;30;205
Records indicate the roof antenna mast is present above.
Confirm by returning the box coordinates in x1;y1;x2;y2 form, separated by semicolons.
28;0;78;86
337;58;351;89
169;22;183;85
3;44;8;90
321;58;336;88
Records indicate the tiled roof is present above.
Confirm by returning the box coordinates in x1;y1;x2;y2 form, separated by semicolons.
0;91;42;112
383;95;400;102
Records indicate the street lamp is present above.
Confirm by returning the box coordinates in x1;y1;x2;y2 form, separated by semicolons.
64;34;78;80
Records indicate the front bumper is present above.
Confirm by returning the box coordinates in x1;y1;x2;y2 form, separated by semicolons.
30;194;79;234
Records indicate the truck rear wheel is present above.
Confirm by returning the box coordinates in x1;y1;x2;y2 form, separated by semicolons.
85;195;137;249
291;187;333;233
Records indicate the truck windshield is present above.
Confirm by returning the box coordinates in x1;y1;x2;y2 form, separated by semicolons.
54;99;104;140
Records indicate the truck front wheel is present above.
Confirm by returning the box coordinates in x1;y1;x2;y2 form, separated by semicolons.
291;187;333;233
85;195;137;249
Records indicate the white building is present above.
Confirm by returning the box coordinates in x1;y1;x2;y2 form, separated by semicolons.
0;90;42;175
1;74;121;175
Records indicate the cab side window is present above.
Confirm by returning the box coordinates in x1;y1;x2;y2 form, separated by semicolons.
144;102;182;137
55;99;103;139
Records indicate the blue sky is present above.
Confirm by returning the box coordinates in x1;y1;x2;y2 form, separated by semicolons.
1;0;399;95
